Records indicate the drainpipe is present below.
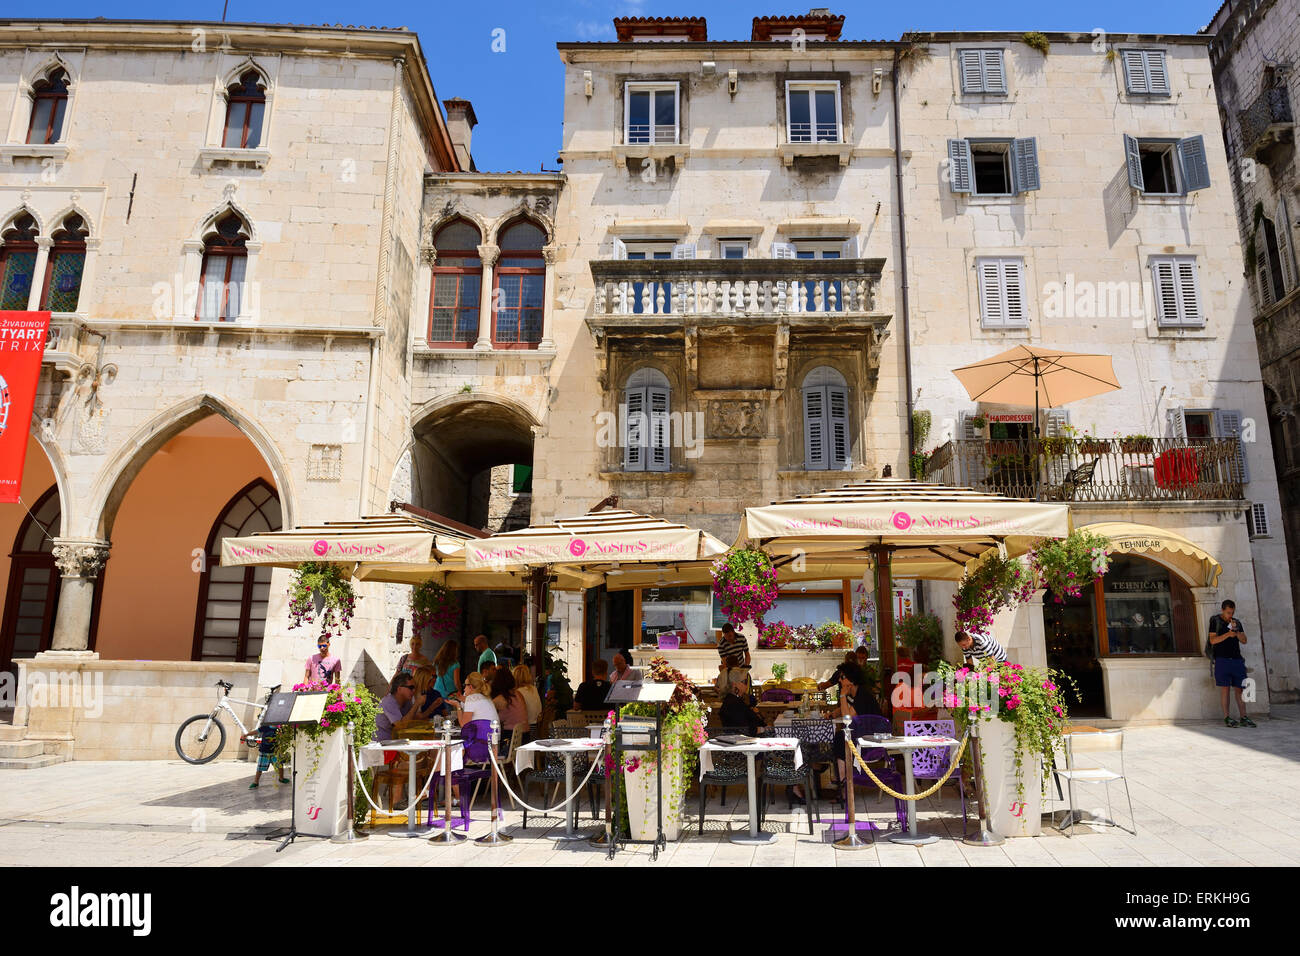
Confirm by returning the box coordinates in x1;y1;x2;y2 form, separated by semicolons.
892;49;917;466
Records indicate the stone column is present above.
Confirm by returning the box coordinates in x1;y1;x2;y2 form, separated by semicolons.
474;242;499;351
48;539;111;653
539;243;558;350
26;237;51;310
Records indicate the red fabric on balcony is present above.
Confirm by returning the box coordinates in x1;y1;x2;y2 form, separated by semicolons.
1154;447;1200;490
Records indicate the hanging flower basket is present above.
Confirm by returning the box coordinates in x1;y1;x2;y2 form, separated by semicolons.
711;547;778;626
410;580;460;639
952;554;1037;638
1026;530;1111;602
287;562;357;638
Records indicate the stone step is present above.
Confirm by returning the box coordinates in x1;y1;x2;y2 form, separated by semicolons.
0;740;45;759
0;753;64;770
0;726;27;742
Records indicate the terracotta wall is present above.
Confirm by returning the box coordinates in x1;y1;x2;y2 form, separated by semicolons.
95;417;274;661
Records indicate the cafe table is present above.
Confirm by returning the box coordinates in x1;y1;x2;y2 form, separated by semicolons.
856;734;959;845
363;738;464;840
515;737;606;841
698;736;801;845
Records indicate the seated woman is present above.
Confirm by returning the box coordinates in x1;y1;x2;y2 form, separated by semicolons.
431;639;463;701
450;672;498;727
512;665;543;727
719;672;762;737
491;668;529;732
714;655;744;696
793;661;881;805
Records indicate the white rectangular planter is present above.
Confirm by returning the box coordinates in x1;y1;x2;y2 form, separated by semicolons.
293;731;349;838
976;717;1042;838
624;738;687;843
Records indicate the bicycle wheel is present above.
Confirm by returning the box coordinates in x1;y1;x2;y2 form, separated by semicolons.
175;713;227;764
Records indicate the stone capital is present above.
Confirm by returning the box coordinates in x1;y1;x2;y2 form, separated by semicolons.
542;243;559;264
51;539;111;579
477;243;500;267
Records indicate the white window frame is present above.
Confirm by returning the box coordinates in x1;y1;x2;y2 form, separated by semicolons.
624;82;680;146
719;239;750;260
1135;138;1182;196
1149;255;1204;328
1247;502;1270;538
976;256;1028;329
785;81;842;145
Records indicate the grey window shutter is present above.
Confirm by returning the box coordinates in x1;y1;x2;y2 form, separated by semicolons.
1175;259;1203;326
959;50;984;93
1122;51;1148;94
1216;408;1249;483
612;237;628;260
948;139;973;193
771;241;797;260
983;50;1007;94
978;259;1005;327
1003;259;1026;326
803;386;827;470
959;411;978;440
1256;225;1275;308
672;242;696;259
1276;197;1297;292
623;386;646;471
648;385;671;472
827;386;850;469
1011;137;1040;193
1124;134;1145;191
1145;51;1170;95
1165;406;1187;439
1178;135;1210;193
1151;258;1178;324
1044;408;1070;436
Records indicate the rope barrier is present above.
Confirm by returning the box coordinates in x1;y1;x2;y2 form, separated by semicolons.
845;734;969;802
485;744;605;815
349;745;455;818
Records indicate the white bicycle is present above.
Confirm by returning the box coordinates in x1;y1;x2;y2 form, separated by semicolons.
174;679;280;764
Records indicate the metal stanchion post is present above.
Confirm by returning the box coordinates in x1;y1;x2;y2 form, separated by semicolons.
428;718;466;844
833;714;869;850
475;719;512;846
963;717;1004;847
590;715;614;852
331;720;369;843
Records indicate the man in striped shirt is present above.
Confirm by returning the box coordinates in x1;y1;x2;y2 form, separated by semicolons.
955;630;1007;665
717;623;751;667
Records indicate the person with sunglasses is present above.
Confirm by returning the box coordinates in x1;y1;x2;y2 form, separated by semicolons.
304;635;342;685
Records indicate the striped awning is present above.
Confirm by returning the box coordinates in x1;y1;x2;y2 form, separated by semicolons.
221;510;474;570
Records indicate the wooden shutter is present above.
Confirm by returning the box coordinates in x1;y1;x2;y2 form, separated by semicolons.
1165;406;1187;439
1122;51;1149;93
978;259;1005;327
1216;408;1249;483
1175;258;1202;326
1124;134;1145;191
1177;135;1210;192
1003;259;1026;325
771;241;797;260
959;49;984;93
648;385;671;472
1150;258;1179;325
1145;51;1170;95
672;242;696;259
1011;137;1040;192
948;139;973;193
1277;197;1297;293
828;386;850;469
982;50;1007;94
803;386;827;470
623;386;646;471
1256;223;1275;308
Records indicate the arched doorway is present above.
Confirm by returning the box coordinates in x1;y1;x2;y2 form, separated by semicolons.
1045;554;1199;717
191;478;281;661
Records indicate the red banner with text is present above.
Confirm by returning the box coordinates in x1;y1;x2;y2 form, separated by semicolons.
0;311;51;503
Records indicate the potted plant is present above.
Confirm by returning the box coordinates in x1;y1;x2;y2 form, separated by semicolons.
1078;435;1111;456
1037;434;1069;457
287;562;357;638
897;611;943;665
789;623;826;651
410;580;460;639
1120;433;1154;455
542;646;574;721
970;414;987;433
758;620;793;649
618;656;707;842
711;548;779;626
1026;530;1111;603
770;662;789;684
816;621;854;649
952;553;1037;641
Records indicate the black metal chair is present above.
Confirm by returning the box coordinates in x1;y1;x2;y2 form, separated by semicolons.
698;726;758;835
520;723;597;828
760;718;836;833
756;724;811;835
1052;458;1098;501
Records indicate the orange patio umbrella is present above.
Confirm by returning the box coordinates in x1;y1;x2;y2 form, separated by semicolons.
952;345;1121;437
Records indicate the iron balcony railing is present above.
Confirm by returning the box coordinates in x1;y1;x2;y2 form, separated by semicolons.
1239;85;1294;156
923;437;1246;502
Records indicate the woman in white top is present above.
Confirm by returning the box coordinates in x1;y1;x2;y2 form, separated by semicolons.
512;665;543;726
454;672;499;726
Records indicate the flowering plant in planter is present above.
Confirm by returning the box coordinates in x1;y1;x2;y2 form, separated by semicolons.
710;548;778;626
937;658;1079;800
788;624;826;651
758;620;794;649
287;562;357;637
272;679;380;780
897;611;943;664
952;554;1037;637
410;580;460;639
815;621;854;649
1026;530;1111;603
1119;433;1154;455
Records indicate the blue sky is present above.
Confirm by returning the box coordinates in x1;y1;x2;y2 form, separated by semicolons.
51;0;1220;171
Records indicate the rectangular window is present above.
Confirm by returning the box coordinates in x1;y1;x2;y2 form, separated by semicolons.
958;49;1007;94
42;248;85;313
197;252;245;321
1149;256;1203;327
0;249;36;311
639;587;714;644
511;464;533;495
1247;502;1270;538
625;244;673;314
1122;49;1171;96
1124;135;1210;195
624;82;679;145
976;257;1028;328
786;81;841;144
720;240;749;260
948;138;1039;195
428;254;481;346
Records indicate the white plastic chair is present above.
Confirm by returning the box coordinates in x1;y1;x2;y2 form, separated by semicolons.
1052;729;1136;836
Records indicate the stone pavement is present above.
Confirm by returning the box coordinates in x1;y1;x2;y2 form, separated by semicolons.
2;707;1298;867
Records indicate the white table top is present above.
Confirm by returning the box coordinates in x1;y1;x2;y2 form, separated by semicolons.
699;737;802;776
360;738;463;771
515;737;606;774
856;735;960;751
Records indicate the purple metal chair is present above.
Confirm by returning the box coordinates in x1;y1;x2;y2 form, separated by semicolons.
760;687;795;703
845;714;906;829
427;719;493;831
903;718;967;837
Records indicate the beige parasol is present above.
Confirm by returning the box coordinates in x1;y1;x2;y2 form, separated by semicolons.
952;344;1121;436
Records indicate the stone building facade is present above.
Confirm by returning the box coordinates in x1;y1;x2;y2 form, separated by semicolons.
1206;0;1300;663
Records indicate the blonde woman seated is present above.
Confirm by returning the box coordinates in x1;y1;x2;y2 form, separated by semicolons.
451;672;498;727
513;665;543;727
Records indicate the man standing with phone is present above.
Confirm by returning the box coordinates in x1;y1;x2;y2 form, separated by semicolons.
1209;599;1255;728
